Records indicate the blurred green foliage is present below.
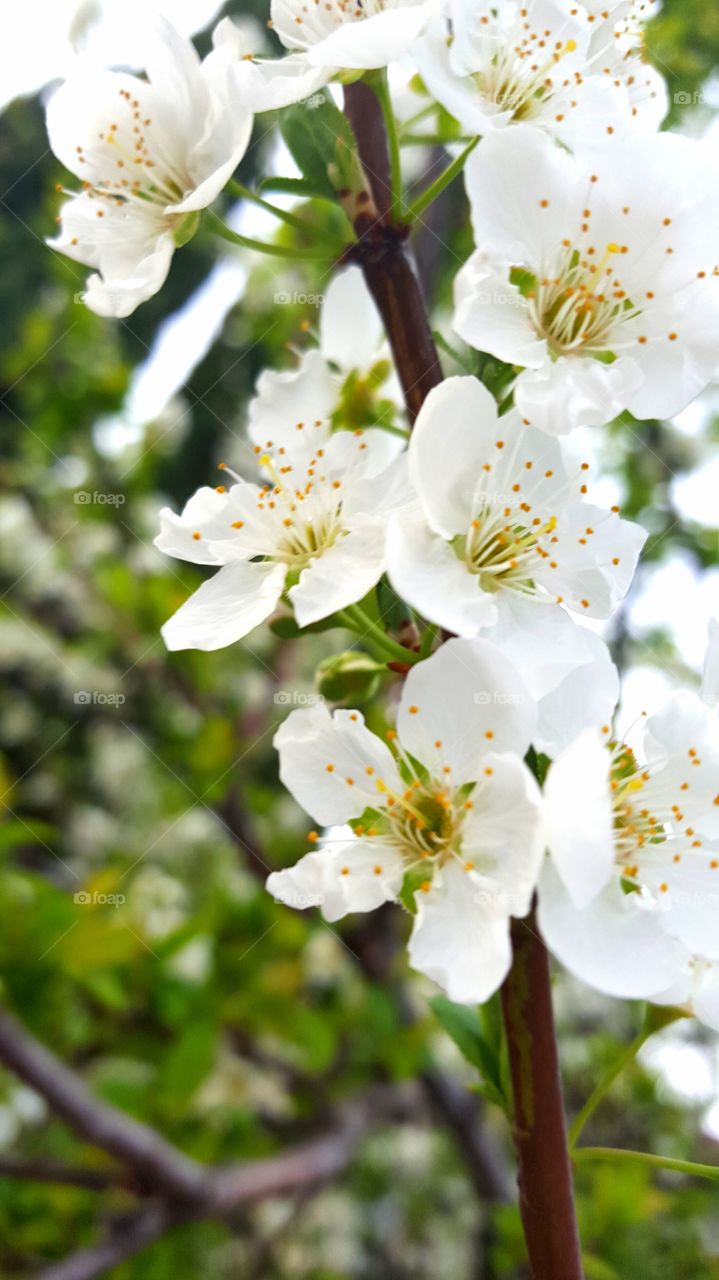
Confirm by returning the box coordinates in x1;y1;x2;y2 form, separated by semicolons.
0;0;718;1274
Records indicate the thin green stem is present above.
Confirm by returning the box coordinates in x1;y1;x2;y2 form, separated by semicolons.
371;72;403;223
227;179;328;240
340;604;420;666
405;137;479;225
568;1028;651;1149
205;212;339;262
573;1147;719;1181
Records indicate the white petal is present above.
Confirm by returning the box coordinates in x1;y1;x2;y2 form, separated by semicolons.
461;753;543;916
643;692;719;839
386;508;498;636
397;637;536;782
320;265;384;371
538;862;686;999
543;729;614;908
274;704;403;827
154;485;253;564
267;839;404;922
453;257;546;370
514;356;644;435
408;862;512;1004
248;349;339;450
161;560;286;651
534;628;619;758
462;125;583;264
306;4;436;69
289;521;387;627
409;375;505;535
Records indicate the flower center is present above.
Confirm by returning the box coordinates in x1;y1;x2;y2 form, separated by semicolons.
517;242;639;357
75;88;191;217
473;35;578;122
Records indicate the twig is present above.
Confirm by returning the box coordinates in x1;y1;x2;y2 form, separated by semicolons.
0;1008;207;1202
0;1155;122;1192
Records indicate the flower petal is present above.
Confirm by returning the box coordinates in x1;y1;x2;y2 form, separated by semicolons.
274;704;403;827
267;838;404;922
386;507;498;636
161;559;286;651
538;862;686;999
397;637;535;782
289;521;387;627
543;729;615;908
461;752;543;916
408;862;513;1004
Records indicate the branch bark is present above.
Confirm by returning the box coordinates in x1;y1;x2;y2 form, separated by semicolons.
501;915;584;1279
343;83;442;423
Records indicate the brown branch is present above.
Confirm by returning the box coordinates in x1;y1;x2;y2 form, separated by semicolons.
501;915;583;1279
37;1204;185;1280
343;83;442;423
0;1156;121;1192
0;1007;207;1202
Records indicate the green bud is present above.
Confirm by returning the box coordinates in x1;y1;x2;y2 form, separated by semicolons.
316;651;384;704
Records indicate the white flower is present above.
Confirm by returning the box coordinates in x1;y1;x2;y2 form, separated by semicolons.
538;694;719;1001
155;423;410;651
270;0;440;71
417;0;665;152
47;18;255;316
454;126;719;433
248;266;406;449
267;638;542;1003
386;376;643;752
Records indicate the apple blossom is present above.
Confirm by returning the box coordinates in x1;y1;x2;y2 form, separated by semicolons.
386;375;642;751
267;638;543;1004
417;0;665;153
209;17;330;112
454;126;719;433
249;266;406;452
155;423;410;651
538;693;719;1002
46;18;255;317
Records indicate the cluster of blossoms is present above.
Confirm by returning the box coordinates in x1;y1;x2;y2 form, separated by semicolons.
46;2;719;1020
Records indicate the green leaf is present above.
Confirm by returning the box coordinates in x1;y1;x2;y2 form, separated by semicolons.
258;176;332;200
430;995;507;1109
280;94;362;199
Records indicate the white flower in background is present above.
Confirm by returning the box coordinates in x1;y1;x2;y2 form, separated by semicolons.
454;126;719;434
47;18;255;317
155;424;410;651
386;376;643;753
538;693;719;1002
249;266;406;449
267;638;542;1003
417;0;665;153
583;0;666;132
270;0;441;71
